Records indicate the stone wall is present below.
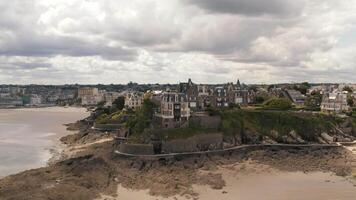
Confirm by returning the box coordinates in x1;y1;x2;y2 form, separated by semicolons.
190;115;221;129
94;123;122;131
162;133;223;153
119;144;154;155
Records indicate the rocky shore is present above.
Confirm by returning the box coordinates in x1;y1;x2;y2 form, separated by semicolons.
1;124;356;200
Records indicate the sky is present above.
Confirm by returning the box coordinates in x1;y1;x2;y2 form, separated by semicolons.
0;0;355;84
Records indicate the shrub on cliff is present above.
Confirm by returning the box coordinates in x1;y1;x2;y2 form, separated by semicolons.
263;98;292;110
95;113;110;124
125;99;156;135
220;110;332;143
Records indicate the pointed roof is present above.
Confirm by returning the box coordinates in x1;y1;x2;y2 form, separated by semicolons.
236;79;241;89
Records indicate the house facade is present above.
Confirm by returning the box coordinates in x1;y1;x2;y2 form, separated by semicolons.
321;92;349;113
178;79;199;110
124;92;144;110
154;92;190;128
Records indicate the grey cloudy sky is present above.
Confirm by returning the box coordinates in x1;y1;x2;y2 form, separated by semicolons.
0;0;355;84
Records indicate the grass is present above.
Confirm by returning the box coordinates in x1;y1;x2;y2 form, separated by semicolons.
219;109;336;142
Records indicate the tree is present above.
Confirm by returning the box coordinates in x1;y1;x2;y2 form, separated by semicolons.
112;96;125;110
125;99;156;135
254;94;270;104
305;92;322;111
263;98;292;110
343;86;353;93
293;82;310;95
347;95;354;107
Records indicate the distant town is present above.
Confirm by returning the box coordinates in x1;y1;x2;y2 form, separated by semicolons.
0;80;355;116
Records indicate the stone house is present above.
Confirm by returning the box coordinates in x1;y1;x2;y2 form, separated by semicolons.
211;86;230;108
178;78;199;110
124;92;144;110
321;92;349;113
154;92;190;128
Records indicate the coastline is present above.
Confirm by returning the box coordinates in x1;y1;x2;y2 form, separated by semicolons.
0;107;89;178
1;135;356;200
1;110;356;199
0;105;83;110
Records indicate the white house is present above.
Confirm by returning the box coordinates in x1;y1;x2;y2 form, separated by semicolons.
321;91;349;113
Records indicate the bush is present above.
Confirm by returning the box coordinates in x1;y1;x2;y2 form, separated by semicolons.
220;110;333;143
95;113;110;124
125;99;156;135
263;98;292;110
112;96;125;110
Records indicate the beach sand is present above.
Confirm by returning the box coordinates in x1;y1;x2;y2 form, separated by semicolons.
96;159;356;200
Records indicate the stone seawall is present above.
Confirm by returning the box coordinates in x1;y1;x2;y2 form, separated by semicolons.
162;133;223;153
118;144;154;155
115;144;342;162
94;123;122;131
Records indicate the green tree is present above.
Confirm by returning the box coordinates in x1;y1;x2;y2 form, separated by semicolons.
343;86;353;93
255;94;270;104
263;98;292;110
305;92;322;111
112;96;125;110
347;95;354;107
293;82;310;95
126;99;156;135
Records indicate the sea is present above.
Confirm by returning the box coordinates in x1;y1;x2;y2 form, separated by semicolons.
0;107;88;178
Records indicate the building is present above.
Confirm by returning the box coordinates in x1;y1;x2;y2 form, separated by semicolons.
178;79;199;110
124;92;144;110
78;87;103;106
104;92;122;107
82;95;103;106
321;92;349;113
211;86;230;108
154;92;190;128
0;97;23;107
30;95;42;106
78;87;99;99
197;85;213;110
284;90;306;106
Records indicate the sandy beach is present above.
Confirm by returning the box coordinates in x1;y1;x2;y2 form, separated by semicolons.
97;159;356;200
1;118;356;200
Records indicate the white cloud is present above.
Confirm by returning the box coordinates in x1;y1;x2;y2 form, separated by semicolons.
0;0;355;84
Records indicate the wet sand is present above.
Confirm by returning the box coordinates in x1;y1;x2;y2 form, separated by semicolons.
98;161;356;200
194;162;356;200
0;107;88;178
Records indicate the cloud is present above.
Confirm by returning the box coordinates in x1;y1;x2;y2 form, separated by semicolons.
0;0;138;61
0;0;355;84
184;0;305;17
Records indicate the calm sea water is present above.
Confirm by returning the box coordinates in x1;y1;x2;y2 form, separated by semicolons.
0;107;88;178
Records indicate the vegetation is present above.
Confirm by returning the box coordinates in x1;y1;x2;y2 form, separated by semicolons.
292;82;311;95
94;96;127;124
263;98;292;110
125;99;156;135
347;95;354;107
254;92;271;104
220;109;335;143
144;127;217;141
112;96;125;110
305;92;322;111
94;110;127;124
343;86;353;93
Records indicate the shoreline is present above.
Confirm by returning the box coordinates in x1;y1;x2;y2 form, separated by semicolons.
1;111;356;199
0;105;85;111
1;135;356;200
0;107;89;178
